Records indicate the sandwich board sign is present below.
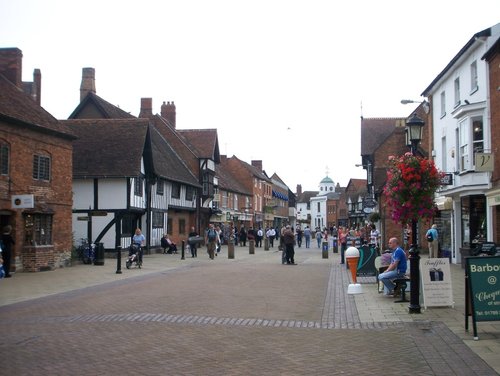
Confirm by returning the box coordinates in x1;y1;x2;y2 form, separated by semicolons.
465;256;500;340
420;258;454;309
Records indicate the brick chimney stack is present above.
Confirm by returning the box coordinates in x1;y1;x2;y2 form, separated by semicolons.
161;101;176;128
139;98;153;118
251;160;263;171
80;67;96;101
296;184;302;195
33;69;41;106
0;47;23;88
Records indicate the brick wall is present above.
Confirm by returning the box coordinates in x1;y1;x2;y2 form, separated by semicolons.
0;122;73;272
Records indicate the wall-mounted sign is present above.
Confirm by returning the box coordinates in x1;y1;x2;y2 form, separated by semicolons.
475;153;494;172
363;198;377;208
11;194;34;209
440;173;453;185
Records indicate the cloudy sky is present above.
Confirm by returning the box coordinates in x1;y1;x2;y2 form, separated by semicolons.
1;0;498;191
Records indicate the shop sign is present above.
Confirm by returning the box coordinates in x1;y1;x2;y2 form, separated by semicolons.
440;173;453;185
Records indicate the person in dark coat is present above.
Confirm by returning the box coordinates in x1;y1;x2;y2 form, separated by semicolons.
239;226;247;246
1;225;15;278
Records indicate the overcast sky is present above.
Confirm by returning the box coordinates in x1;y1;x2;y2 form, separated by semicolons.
1;1;498;191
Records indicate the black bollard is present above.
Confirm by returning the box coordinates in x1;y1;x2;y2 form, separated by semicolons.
181;240;185;260
116;246;122;274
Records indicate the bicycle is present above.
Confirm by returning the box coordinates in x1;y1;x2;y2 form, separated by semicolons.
76;238;95;264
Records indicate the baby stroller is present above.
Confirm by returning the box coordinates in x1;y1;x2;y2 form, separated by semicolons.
126;243;143;269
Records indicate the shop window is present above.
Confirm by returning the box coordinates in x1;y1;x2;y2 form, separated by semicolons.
24;213;52;245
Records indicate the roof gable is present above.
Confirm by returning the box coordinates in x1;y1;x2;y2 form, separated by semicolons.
62;118;148;177
361;117;405;156
177;129;220;162
68;92;135;120
0;74;74;138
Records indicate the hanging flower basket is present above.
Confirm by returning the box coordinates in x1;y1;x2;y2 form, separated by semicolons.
383;153;444;224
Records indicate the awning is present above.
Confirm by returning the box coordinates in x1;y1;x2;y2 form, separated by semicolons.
272;190;288;201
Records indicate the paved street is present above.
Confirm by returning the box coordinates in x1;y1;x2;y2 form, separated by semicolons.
0;245;499;375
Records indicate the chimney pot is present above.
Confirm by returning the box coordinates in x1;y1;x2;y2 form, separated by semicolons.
161;100;176;128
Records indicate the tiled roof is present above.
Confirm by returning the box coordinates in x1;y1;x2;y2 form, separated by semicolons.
0;74;74;138
68;92;136;119
230;155;271;182
62;118;148;177
177;129;220;162
361;117;405;156
150;127;200;187
297;191;319;203
217;158;252;195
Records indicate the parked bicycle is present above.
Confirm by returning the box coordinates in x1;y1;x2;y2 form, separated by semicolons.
75;238;95;264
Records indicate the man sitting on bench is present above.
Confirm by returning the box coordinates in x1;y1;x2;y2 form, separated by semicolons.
378;237;407;296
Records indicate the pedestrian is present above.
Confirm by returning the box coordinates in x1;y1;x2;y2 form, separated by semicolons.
266;227;275;247
283;225;296;265
247;226;256;245
426;224;439;258
205;224;219;260
256;227;263;247
215;225;222;254
239;226;247;246
1;225;14;278
339;227;348;264
378;237;407;296
296;226;303;248
369;224;380;249
161;234;177;254
303;226;311;248
315;229;322;248
132;228;145;264
188;226;199;258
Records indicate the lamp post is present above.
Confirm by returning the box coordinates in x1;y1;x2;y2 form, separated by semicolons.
405;113;425;314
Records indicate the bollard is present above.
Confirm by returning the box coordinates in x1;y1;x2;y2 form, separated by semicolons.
249;239;255;254
116;246;122;274
264;237;269;251
346;246;362;294
322;241;329;259
181;240;185;260
228;241;235;259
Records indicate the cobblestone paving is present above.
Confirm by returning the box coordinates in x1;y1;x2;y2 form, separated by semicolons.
0;250;497;375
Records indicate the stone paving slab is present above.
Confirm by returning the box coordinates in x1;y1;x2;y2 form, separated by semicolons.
0;245;498;375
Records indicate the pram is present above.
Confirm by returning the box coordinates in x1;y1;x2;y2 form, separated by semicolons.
126;243;143;269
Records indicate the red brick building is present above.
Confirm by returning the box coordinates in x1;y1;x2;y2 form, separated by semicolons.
0;48;74;272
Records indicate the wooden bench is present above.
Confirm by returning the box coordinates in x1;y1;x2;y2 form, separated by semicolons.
393;277;410;303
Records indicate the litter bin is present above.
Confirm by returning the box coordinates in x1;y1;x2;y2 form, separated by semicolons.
94;242;105;265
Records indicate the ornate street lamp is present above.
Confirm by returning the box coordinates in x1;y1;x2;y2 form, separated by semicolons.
406;113;425;314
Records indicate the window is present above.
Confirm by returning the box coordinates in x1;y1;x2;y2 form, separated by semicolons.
185;186;194;201
152;211;164;228
440;91;446;118
233;194;238;209
25;214;52;245
156;180;164;196
454;78;460;107
121;215;136;236
458;116;484;171
222;191;228;208
171;182;181;199
0;143;9;175
470;61;478;93
441;137;447;173
134;177;143;196
33;154;50;181
179;218;186;234
167;218;173;235
472;118;484;165
317;202;321;212
459;119;470;171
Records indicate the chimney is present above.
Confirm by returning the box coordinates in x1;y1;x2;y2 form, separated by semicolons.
33;69;41;106
161;101;176;128
0;47;23;88
296;184;302;195
80;67;96;101
251;160;263;171
139;97;153;118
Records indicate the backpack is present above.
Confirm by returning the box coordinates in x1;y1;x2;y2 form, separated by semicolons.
208;229;216;241
426;232;433;242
